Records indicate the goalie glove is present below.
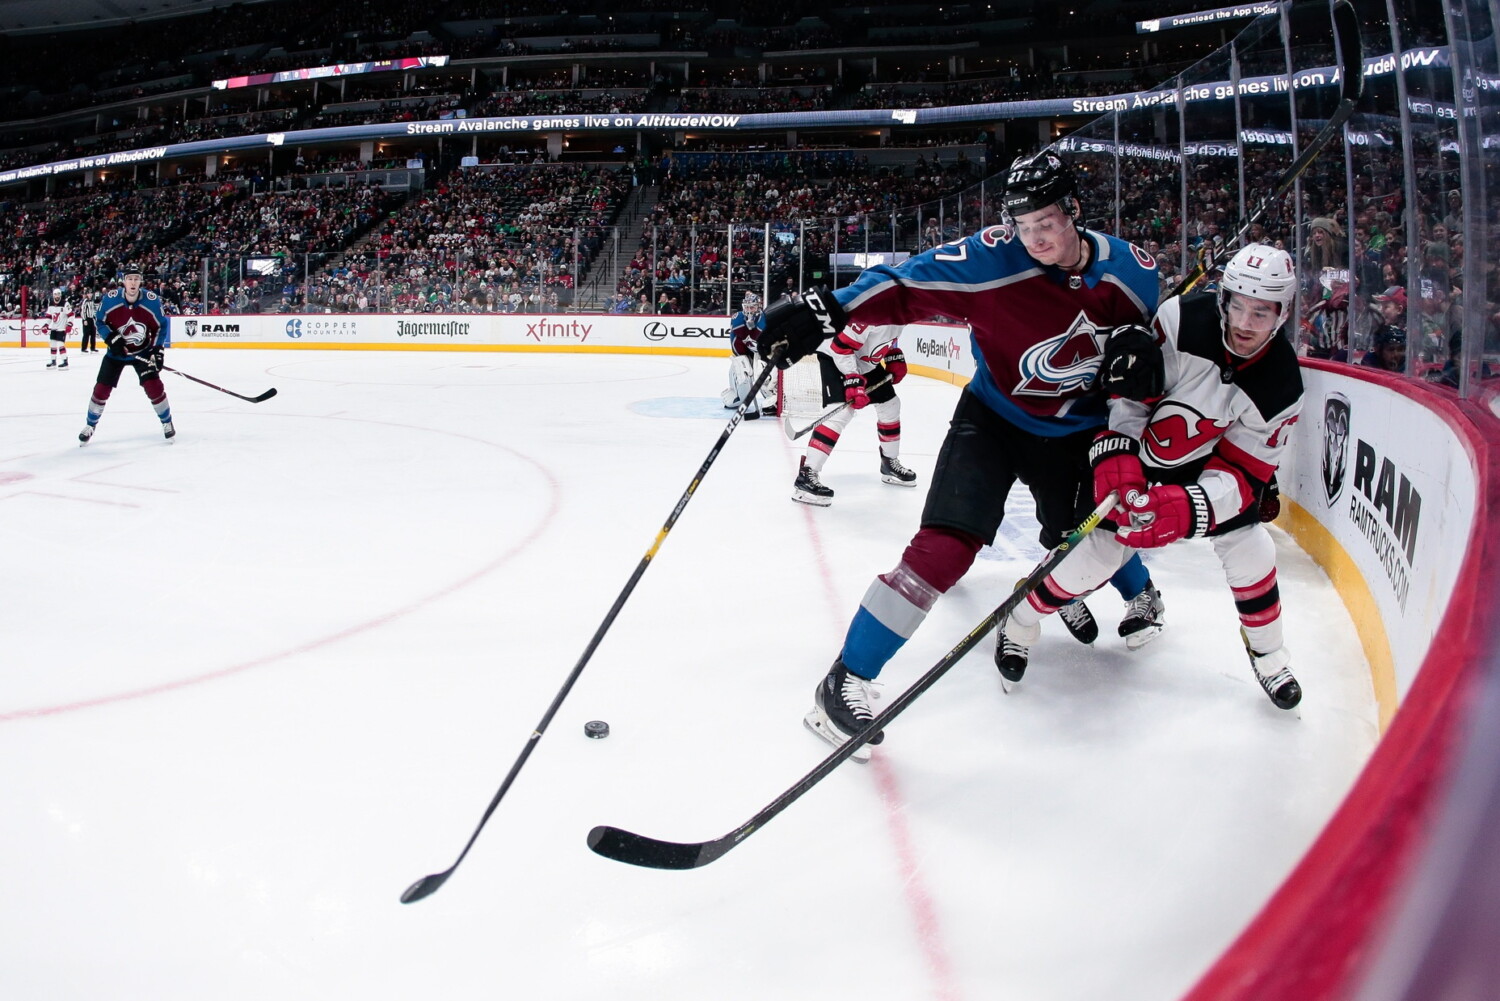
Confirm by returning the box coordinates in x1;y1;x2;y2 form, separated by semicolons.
756;287;848;369
1116;484;1214;549
1098;323;1165;401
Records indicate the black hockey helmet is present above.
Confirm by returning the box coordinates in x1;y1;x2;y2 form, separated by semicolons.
120;262;145;278
1001;150;1079;222
1372;324;1406;349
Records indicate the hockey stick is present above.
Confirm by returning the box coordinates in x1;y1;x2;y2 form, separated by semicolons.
587;491;1119;870
1169;0;1364;298
401;350;785;903
781;369;895;441
161;365;278;404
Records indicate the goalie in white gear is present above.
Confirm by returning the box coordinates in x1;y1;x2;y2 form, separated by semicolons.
45;287;76;369
791;321;916;506
723;293;777;419
997;243;1304;709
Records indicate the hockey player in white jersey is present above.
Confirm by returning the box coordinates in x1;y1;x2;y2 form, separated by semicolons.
723;293;777;419
997;243;1305;708
44;288;76;369
790;321;916;505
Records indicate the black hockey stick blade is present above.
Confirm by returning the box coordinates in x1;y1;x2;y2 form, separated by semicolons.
401;351;785;902
401;869;452;904
161;365;278;404
1169;0;1363;298
587;493;1120;870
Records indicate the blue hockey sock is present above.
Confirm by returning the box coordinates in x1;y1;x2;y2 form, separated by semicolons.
1109;553;1150;600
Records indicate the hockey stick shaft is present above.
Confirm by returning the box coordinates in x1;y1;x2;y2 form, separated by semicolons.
782;369;895;441
1169;0;1363;298
161;365;278;403
587;491;1119;870
400;350;785;903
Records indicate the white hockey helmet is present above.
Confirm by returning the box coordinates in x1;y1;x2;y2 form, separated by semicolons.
1218;243;1296;336
742;292;762;314
52;287;63;299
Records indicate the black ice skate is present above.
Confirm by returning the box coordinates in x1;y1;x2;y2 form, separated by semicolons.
78;425;94;445
804;660;884;763
1058;599;1098;644
792;458;834;506
879;454;917;486
58;358;68;369
162;420;176;441
1118;580;1165;650
995;634;1030;684
1247;644;1302;710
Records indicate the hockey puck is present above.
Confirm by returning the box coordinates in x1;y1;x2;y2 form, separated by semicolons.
584;720;610;739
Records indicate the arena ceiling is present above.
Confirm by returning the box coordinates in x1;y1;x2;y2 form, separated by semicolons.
0;0;261;33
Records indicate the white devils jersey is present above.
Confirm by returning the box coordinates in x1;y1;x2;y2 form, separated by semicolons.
1109;292;1303;526
45;300;77;339
819;321;900;377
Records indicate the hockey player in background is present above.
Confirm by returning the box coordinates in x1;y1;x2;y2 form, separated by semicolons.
79;265;175;444
997;243;1305;709
723;292;777;419
757;150;1165;757
790;320;916;505
44;288;75;369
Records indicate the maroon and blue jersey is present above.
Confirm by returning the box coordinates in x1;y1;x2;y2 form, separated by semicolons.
834;224;1159;435
97;288;171;358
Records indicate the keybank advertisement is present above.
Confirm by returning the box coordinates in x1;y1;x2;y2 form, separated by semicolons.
1284;367;1475;699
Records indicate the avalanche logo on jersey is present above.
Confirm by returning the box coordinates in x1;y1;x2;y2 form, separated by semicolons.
119;317;151;349
1143;400;1229;467
1013;311;1106;396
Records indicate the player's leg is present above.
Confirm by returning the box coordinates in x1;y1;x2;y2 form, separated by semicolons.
791;355;856;505
79;356;125;442
869;383;915;486
1213;523;1301;708
998;531;1131;681
725;353;760;414
136;361;176;440
807;392;1015;755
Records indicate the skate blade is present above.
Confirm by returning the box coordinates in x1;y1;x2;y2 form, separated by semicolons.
1123;624;1164;651
791;490;832;507
803;710;871;763
880;474;917;487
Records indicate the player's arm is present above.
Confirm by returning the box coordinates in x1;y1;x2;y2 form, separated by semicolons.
757;229;988;367
1199;398;1301;526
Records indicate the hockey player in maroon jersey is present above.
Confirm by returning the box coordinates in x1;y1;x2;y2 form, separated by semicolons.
790;321;916;506
79;264;175;444
997;243;1305;709
757;150;1166;757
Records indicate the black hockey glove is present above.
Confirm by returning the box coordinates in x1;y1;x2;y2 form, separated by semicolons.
757;287;848;369
1098;323;1165;401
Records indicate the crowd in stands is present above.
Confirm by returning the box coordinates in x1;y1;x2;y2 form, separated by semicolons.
266;163;632;313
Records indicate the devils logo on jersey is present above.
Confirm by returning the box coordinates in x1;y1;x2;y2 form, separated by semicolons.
1013;311;1105;396
1143;400;1229;467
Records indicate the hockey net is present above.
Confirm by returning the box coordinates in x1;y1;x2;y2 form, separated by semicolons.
776;354;831;421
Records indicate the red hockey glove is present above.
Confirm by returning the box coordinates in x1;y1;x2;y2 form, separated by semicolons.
843;372;870;409
1088;431;1147;519
1116;484;1214;549
883;347;908;384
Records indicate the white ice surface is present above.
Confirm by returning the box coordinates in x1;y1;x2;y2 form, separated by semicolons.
0;348;1379;1001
